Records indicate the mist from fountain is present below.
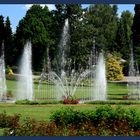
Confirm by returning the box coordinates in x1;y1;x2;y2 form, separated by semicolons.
127;44;140;99
38;19;92;100
17;41;33;100
0;42;7;100
93;52;107;100
38;19;107;102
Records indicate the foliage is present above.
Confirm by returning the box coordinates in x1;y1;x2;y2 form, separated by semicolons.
106;55;124;81
132;4;140;70
4;16;14;66
0;4;134;75
15;5;51;71
116;11;133;75
63;98;79;104
85;100;140;105
63;96;79;104
15;99;62;105
0;15;5;55
49;105;140;135
87;4;118;52
3;105;140;136
116;11;133;59
47;107;89;126
6;74;18;81
4;119;60;136
6;66;14;76
0;112;20;128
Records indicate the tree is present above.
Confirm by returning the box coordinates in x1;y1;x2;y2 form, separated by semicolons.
48;4;66;70
0;15;5;56
4;16;14;66
116;11;133;75
65;4;89;70
87;4;118;52
132;4;140;69
49;4;88;71
15;5;51;71
116;11;133;60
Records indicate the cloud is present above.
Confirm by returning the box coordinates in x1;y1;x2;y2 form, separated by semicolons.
24;4;56;11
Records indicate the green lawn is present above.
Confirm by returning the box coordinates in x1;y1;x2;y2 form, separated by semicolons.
0;103;97;136
0;79;138;136
3;79;135;122
0;102;99;123
6;80;129;100
0;103;140;122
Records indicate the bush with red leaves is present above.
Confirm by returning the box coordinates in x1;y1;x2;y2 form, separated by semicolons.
63;98;79;104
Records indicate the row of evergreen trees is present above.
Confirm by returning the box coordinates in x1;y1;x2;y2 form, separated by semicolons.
0;4;139;74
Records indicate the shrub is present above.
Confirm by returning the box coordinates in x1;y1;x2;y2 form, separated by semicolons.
4;105;140;136
85;100;140;105
15;100;62;105
63;99;79;104
6;74;18;81
15;100;30;105
3;118;61;136
0;112;20;128
49;105;140;135
63;95;79;104
6;66;14;76
50;107;89;127
106;55;124;81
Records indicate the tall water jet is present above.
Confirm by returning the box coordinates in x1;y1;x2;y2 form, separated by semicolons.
48;19;79;99
93;52;107;100
57;18;70;76
127;43;140;99
0;42;7;100
17;41;33;100
38;19;91;101
129;45;136;77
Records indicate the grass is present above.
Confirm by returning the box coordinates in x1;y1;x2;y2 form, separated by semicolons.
107;83;128;99
6;79;129;100
4;79;139;122
0;103;96;121
0;79;138;136
0;103;61;122
1;103;140;121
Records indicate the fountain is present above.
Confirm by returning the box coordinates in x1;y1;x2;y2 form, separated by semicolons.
16;41;33;100
93;52;107;100
37;19;107;102
38;19;91;100
0;42;7;100
127;43;140;99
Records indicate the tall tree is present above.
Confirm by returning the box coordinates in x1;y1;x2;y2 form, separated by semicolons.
132;4;140;68
0;15;5;56
87;4;118;52
15;5;51;71
65;4;88;70
4;16;14;66
48;4;66;70
116;11;133;59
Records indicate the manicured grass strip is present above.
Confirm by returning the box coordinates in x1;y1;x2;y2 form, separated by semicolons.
85;100;140;105
0;104;140;122
15;99;63;105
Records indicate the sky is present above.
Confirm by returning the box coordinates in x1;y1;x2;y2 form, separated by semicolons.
0;4;135;33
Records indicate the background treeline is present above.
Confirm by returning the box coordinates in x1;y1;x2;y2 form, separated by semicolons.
0;4;138;75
